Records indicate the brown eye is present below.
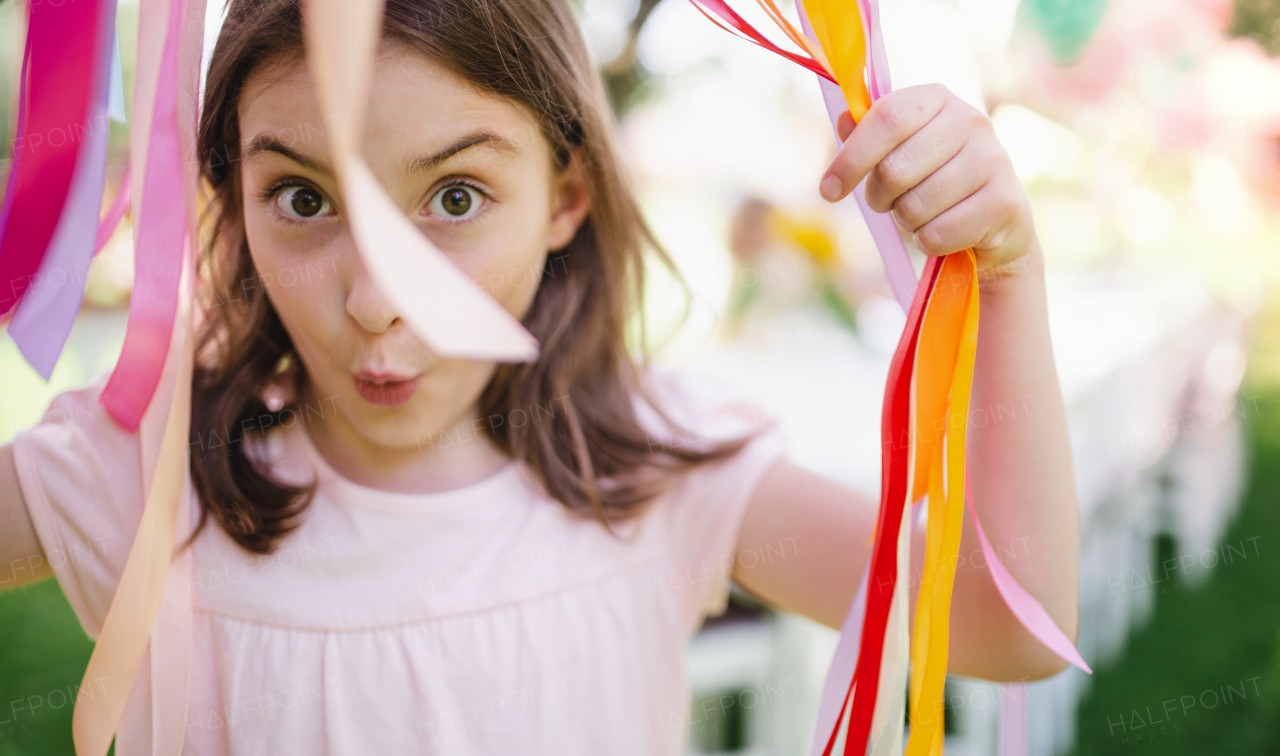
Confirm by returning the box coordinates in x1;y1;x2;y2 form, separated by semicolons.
440;187;471;216
425;182;487;223
290;187;325;217
273;184;334;221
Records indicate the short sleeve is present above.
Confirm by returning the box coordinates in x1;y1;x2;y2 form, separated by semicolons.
10;372;145;639
637;367;789;634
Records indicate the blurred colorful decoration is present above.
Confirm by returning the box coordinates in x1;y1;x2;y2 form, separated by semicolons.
996;0;1280;289
722;197;861;335
687;0;1092;753
1022;0;1111;64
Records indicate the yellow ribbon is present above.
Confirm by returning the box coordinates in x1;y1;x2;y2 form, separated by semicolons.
798;0;872;121
906;248;980;754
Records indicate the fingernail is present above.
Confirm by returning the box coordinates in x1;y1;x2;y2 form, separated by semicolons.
820;175;843;202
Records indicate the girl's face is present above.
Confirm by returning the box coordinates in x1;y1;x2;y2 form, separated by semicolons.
238;46;589;458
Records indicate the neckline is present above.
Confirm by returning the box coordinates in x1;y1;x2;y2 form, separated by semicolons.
287;422;523;514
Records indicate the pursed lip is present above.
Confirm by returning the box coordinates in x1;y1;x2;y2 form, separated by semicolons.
352;368;420;384
351;368;422;407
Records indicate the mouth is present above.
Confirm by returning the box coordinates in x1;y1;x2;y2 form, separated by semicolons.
352;370;421;407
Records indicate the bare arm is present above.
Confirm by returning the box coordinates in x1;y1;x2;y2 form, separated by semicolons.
730;83;1079;682
0;441;53;592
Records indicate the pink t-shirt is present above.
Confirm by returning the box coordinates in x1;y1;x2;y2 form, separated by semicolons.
12;366;787;755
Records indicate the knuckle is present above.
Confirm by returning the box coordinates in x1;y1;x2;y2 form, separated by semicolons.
864;181;890;213
892;192;924;230
996;185;1024;220
878;101;912;137
916;224;941;254
872;156;906;193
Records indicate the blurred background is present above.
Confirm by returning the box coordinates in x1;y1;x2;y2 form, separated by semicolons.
1;0;1279;753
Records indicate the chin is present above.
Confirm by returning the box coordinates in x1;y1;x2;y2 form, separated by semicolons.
345;402;442;450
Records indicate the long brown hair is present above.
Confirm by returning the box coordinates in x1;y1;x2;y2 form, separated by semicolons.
182;0;770;555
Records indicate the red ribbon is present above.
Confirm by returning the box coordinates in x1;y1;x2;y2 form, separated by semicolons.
687;0;836;83
843;255;942;753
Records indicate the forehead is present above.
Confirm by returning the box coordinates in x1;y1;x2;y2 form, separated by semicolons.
237;45;544;162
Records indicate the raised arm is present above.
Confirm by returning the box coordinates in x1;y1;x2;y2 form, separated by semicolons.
0;441;53;592
730;83;1079;682
733;252;1078;682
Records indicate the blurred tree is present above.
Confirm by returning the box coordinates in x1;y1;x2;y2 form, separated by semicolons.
564;0;669;117
1231;0;1280;54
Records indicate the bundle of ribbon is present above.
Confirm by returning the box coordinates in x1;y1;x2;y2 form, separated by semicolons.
685;0;1093;753
0;0;1087;753
1;0;542;753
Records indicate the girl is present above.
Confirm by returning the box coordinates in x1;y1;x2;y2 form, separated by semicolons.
0;0;1081;753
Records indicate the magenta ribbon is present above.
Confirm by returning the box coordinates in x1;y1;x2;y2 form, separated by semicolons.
100;0;188;431
0;37;31;312
8;0;119;379
0;0;102;317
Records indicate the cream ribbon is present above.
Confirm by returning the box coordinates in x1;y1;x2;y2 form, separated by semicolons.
303;0;539;361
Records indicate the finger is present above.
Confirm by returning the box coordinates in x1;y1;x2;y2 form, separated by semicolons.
911;182;1023;258
863;104;973;214
886;145;988;233
819;83;951;203
836;110;855;141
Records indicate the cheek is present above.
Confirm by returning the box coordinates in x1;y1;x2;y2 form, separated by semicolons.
243;215;346;356
460;193;551;319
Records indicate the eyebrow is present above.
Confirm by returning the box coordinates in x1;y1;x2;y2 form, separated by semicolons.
243;130;521;180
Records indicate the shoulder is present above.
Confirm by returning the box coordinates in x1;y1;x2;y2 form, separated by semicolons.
631;363;782;450
11;371;144;498
10;371;146;637
631;365;791;632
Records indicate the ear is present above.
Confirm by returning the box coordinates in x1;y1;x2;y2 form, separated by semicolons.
546;146;592;253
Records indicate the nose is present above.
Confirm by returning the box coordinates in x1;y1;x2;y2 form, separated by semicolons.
345;248;403;335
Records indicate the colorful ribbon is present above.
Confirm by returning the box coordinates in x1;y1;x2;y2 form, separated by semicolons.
0;0;102;317
97;0;190;431
687;1;1093;753
7;0;118;379
43;0;204;754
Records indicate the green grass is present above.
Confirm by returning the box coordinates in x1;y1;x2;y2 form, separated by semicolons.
0;581;97;756
1068;301;1280;754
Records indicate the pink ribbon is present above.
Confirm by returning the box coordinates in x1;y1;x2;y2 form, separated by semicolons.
8;0;118;379
998;682;1029;756
965;462;1091;674
94;166;132;258
100;0;188;431
794;0;917;311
